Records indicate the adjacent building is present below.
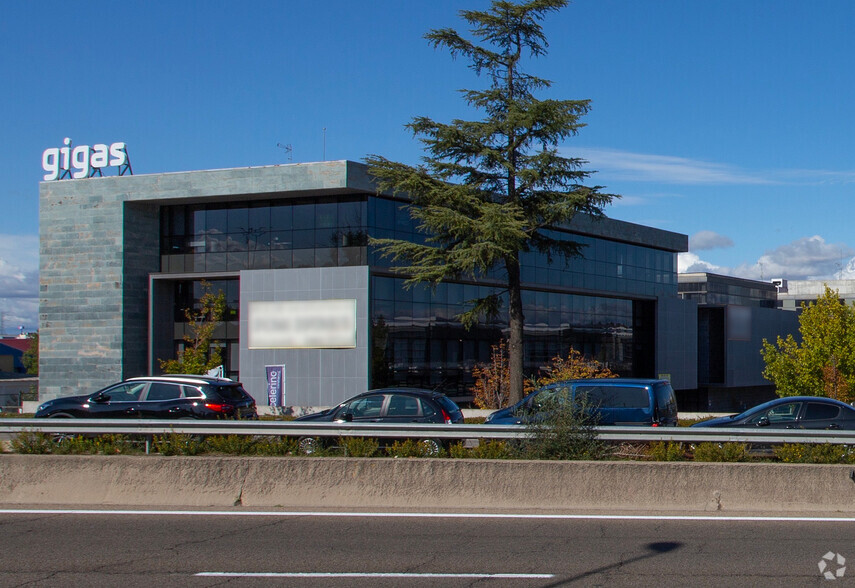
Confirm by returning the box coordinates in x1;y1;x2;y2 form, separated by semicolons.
677;273;800;411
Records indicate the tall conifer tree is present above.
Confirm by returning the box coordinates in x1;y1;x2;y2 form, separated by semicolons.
366;0;617;405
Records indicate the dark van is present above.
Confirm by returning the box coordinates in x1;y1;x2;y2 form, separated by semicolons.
484;378;678;426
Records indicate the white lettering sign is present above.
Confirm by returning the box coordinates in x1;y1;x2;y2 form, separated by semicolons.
249;299;357;349
42;138;129;181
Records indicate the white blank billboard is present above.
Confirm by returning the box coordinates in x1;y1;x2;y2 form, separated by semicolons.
248;299;357;349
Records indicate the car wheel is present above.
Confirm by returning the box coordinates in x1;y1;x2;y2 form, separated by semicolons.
419;438;441;457
46;413;76;442
298;437;320;456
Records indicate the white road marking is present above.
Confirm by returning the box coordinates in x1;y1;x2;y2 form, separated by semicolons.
196;572;554;579
0;509;854;522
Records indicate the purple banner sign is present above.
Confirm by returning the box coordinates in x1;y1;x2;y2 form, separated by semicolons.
265;365;285;407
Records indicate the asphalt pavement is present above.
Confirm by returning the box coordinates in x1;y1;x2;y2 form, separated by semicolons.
0;509;850;587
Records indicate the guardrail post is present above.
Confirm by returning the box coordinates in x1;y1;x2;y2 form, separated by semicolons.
145;435;152;455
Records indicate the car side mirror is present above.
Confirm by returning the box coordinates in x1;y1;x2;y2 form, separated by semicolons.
342;412;353;422
92;393;109;403
756;416;770;427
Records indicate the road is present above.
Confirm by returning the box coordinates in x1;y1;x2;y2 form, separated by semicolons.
0;509;851;586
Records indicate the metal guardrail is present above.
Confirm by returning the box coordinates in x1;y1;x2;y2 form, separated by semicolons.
2;419;855;446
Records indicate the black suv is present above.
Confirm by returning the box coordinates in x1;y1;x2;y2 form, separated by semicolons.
35;375;258;420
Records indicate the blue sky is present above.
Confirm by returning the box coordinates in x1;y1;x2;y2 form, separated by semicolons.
3;0;855;332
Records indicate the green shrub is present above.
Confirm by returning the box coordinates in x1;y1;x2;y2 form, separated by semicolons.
152;433;206;456
338;436;380;457
11;430;53;454
471;440;513;459
520;399;607;460
386;439;445;458
253;436;299;456
204;435;257;455
447;440;513;459
448;441;469;458
648;441;687;461
774;443;854;464
692;442;749;462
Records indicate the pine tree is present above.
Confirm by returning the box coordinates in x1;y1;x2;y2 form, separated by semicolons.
366;0;617;404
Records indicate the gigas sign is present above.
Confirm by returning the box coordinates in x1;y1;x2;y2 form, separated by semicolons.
42;138;132;181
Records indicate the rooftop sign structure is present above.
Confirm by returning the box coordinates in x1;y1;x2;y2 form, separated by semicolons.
42;138;132;181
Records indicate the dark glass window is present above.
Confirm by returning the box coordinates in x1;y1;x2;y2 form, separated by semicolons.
804;403;839;421
161;196;369;273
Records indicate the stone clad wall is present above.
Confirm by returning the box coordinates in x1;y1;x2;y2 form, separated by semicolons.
38;162;363;401
40;180;128;399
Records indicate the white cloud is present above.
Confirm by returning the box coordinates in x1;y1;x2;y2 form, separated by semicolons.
569;147;855;187
0;235;39;333
679;235;855;282
571;147;775;185
689;231;734;251
678;252;721;274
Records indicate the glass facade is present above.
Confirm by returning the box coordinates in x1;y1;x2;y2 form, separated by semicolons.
159;195;670;399
167;278;240;378
160;196;368;273
678;275;777;308
370;275;652;396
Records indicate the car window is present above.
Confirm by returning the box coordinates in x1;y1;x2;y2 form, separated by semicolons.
751;402;800;424
575;385;649;409
103;382;147;402
145;383;182;401
386;395;421;417
182;385;205;399
420;398;438;418
208;385;251;402
803;402;840;421
346;395;384;418
655;383;677;412
436;395;460;415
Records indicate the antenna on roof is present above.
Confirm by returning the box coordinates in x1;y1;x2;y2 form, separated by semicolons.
276;142;292;162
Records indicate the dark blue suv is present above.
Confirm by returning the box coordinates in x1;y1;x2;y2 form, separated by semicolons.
484;378;679;426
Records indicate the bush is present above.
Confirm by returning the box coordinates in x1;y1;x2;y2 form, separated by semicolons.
254;436;299;456
448;440;513;459
204;435;257;455
648;441;687;461
152;433;206;456
387;439;445;458
774;443;854;464
338;436;380;457
692;442;749;462
11;430;53;454
519;398;607;460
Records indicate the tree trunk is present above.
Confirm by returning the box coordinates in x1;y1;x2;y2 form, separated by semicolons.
506;254;525;406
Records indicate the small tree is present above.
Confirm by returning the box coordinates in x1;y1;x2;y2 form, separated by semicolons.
761;286;855;401
159;281;226;375
471;343;614;408
535;347;617;386
21;332;38;375
520;394;608;460
471;339;527;408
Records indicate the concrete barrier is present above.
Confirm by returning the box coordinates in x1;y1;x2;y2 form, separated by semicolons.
2;455;855;512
